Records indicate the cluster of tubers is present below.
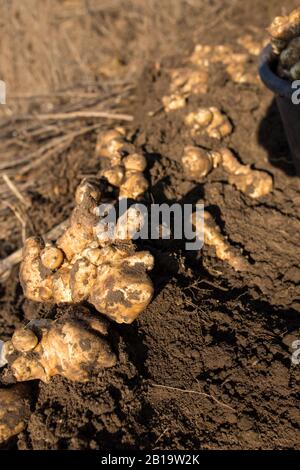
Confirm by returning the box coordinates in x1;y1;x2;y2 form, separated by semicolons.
1;309;116;383
189;41;261;85
96;128;149;200
0;129;154;443
182;146;273;199
162;67;209;112
20;177;154;324
162;36;264;112
184;107;232;140
0;23;275;443
268;7;300;80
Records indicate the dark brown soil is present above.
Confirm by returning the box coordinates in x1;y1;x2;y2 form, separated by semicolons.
0;0;300;450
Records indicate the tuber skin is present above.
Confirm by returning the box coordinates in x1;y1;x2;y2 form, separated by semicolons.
162;67;209;112
0;384;31;444
1;309;116;383
162;93;187;112
267;8;300;79
20;178;154;324
181;146;221;179
182;146;273;199
189;43;259;85
192;209;248;272
219;148;273;198
185;107;232;140
97;130;149;200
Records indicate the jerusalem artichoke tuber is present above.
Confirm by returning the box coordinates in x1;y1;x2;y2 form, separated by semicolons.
192;209;249;272
162;67;209;112
96;130;149;199
185;107;232;140
268;8;300;80
1;309;116;383
181;146;273;198
0;384;31;443
20;178;154;323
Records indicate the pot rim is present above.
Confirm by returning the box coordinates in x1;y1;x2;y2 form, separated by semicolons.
258;44;294;99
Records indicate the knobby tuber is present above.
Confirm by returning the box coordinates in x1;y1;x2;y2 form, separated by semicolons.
182;146;273;198
185;107;232;140
268;8;300;79
192;209;249;272
1;309;116;383
162;67;209;112
96;129;149;200
0;384;31;443
189;43;260;85
20;178;154;324
162;37;262;112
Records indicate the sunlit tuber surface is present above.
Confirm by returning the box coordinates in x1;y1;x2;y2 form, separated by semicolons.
181;146;221;179
268;8;300;80
182;147;273;198
162;93;186;112
192;209;249;272
219;148;273;198
0;384;31;444
96;130;149;199
162;67;209;112
1;310;116;383
20;177;154;323
185;107;232;140
189;43;261;84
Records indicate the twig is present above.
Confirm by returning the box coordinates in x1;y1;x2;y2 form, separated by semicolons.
0;219;69;282
154;427;169;446
13;111;134;122
2;174;31;208
2;201;27;244
0;123;101;171
150;383;235;412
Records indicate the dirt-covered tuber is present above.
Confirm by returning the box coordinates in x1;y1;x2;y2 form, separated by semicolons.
181;146;221;179
192;209;249;272
219;148;273;198
268;8;300;79
20;178;154;323
162;67;209;112
1;310;116;383
96;129;149;199
189;43;260;84
0;384;31;443
182;147;273;198
185;107;232;140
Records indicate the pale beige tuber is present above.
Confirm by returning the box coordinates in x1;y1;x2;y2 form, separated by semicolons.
0;384;31;443
185;107;232;140
20;178;154;324
96;129;149;199
219;148;273;198
182;146;273;198
192;209;248;272
189;43;260;85
181;146;221;179
1;310;116;383
162;67;209;112
268;8;300;79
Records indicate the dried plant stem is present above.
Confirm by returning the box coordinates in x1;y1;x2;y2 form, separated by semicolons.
150;383;235;411
14;111;134;122
2;174;31;208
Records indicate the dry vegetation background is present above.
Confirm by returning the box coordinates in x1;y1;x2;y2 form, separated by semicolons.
0;0;300;450
1;0;298;105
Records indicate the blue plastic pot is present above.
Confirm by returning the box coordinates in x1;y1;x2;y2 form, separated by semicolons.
259;44;300;175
